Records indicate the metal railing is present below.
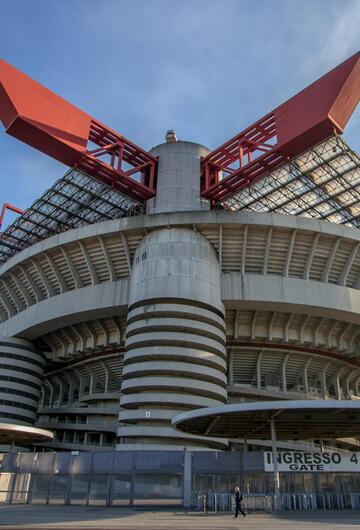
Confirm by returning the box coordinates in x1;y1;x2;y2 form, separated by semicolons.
38;418;116;427
194;493;274;512
280;492;360;511
194;492;360;512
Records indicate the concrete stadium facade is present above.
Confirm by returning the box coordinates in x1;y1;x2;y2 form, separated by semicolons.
1;140;360;452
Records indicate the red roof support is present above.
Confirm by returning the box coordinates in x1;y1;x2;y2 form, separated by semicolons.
202;51;360;204
0;203;24;230
0;60;157;203
0;53;359;208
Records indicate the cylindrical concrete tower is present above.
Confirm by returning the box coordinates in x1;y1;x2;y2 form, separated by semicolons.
0;337;45;425
119;227;227;448
147;140;210;214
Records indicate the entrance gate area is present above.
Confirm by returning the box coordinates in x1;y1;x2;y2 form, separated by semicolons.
0;451;359;509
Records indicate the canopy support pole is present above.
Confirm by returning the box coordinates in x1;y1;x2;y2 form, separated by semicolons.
270;418;280;510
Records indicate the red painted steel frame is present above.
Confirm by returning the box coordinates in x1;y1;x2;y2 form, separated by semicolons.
0;60;157;203
0;203;24;230
202;51;360;204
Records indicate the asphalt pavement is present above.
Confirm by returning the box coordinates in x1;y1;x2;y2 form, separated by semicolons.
0;505;360;529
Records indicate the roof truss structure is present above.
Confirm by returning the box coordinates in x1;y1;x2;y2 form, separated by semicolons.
222;136;360;228
0;169;143;265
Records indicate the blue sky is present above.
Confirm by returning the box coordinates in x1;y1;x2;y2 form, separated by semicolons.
0;0;359;228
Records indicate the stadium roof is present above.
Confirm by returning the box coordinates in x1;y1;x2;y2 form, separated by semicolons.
1;136;360;266
223;136;360;228
0;169;143;265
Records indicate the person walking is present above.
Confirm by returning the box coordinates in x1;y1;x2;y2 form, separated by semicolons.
234;486;246;518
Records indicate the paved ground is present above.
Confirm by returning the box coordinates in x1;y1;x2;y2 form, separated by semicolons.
0;505;360;529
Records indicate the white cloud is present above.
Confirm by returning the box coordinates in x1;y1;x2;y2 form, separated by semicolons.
296;1;359;81
318;2;360;68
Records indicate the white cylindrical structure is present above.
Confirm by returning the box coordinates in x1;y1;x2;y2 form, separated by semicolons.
118;228;227;448
147;140;210;214
0;337;45;425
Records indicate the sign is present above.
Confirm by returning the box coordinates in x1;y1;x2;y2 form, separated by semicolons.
264;451;360;472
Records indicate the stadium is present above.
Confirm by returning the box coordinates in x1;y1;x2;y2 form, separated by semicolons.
0;52;359;507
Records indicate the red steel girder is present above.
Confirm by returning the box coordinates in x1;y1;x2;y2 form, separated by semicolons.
0;60;157;204
0;203;24;230
202;51;360;204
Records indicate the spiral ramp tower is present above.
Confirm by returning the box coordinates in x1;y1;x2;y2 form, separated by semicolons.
119;227;227;449
0;337;53;449
0;52;359;451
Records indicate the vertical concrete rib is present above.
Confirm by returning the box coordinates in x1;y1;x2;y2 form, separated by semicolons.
60;246;83;289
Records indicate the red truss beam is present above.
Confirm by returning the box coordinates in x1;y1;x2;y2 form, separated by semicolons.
0;60;157;204
202;51;360;204
0;203;24;230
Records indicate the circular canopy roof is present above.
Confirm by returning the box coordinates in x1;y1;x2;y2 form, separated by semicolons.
0;422;53;444
172;400;360;440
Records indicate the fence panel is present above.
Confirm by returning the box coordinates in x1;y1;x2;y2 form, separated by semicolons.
133;472;183;506
88;473;110;506
48;473;68;505
132;451;183;506
110;474;131;506
0;473;14;503
11;473;31;504
69;473;90;505
28;474;51;504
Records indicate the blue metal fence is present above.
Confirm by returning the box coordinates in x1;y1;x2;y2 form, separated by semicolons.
0;450;359;509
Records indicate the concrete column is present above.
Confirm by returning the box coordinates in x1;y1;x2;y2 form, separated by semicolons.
282;355;288;393
271;418;280;507
48;383;54;408
256;351;263;389
321;363;330;398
